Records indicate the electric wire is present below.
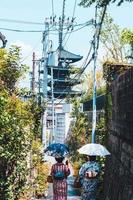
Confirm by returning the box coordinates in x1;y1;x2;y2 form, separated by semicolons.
62;0;77;47
52;0;67;102
51;42;94;104
96;5;107;50
63;22;90;46
39;19;100;105
0;27;43;32
0;18;44;25
20;37;42;63
17;7;106;107
52;6;107;105
48;3;90;100
45;33;94;104
54;55;94;105
0;21;90;33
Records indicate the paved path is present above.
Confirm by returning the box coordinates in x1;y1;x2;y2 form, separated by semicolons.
37;197;80;200
44;197;80;200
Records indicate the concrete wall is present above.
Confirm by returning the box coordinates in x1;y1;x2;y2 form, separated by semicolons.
104;68;133;200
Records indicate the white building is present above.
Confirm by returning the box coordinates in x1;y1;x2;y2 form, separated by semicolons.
46;103;73;145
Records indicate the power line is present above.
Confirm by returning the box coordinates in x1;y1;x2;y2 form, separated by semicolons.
53;6;107;105
45;28;95;104
20;37;42;63
0;18;44;25
63;22;90;46
53;49;94;104
96;5;107;50
0;27;43;32
0;21;90;33
58;0;66;50
62;0;77;47
91;5;107;143
53;59;93;106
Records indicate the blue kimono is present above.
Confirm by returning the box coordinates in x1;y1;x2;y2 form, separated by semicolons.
79;161;100;200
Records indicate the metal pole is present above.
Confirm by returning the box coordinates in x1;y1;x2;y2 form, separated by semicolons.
91;7;98;143
32;52;36;95
59;0;66;50
51;66;55;143
42;22;49;148
58;0;66;66
42;109;47;147
91;48;97;143
91;5;107;143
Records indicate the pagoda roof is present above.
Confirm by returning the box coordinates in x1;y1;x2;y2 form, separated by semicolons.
47;78;81;86
47;65;69;70
48;90;82;99
58;48;83;63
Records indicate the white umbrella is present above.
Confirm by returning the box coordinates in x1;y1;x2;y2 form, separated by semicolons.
78;143;110;156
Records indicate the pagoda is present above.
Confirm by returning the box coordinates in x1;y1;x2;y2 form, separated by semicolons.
47;48;83;99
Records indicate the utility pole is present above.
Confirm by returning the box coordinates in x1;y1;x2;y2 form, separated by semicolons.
91;6;98;144
59;0;66;51
91;6;106;143
39;5;88;146
31;52;36;95
51;65;55;143
42;21;49;148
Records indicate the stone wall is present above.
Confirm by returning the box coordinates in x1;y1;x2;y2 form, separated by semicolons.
104;67;133;200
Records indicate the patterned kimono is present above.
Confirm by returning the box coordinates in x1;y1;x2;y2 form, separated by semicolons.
51;163;70;200
79;161;100;200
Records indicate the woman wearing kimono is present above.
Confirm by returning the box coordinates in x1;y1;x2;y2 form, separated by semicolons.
51;157;70;200
79;156;100;200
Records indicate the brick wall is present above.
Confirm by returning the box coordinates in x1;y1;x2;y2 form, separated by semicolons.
104;67;133;200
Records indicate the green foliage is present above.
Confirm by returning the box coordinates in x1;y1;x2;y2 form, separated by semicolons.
28;140;49;199
96;117;106;144
69;66;81;74
0;91;33;200
100;13;126;63
32;139;43;166
0;46;28;93
0;46;33;200
29;100;44;139
82;70;105;102
66;99;89;162
79;0;133;7
121;29;133;46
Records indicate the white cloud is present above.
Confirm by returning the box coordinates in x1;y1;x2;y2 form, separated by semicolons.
9;40;34;89
10;40;33;66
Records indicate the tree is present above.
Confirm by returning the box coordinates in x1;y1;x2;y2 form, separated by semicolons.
31;140;49;199
121;29;133;46
0;46;27;94
79;0;133;7
0;47;33;200
0;91;33;200
100;13;127;63
121;29;133;60
66;99;89;163
82;70;106;102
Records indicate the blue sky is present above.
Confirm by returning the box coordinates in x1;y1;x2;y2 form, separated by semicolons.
0;0;133;81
